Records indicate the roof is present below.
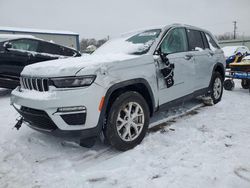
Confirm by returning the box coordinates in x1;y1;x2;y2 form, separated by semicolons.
0;26;79;36
120;23;211;38
0;34;36;40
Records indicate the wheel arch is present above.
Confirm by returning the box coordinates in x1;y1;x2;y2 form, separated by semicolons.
213;62;225;80
97;78;156;130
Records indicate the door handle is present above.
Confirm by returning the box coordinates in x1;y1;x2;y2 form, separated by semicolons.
184;54;193;60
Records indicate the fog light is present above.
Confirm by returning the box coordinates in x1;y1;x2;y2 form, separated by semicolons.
57;106;86;112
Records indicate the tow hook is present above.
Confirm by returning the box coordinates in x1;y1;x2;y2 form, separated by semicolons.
13;117;24;130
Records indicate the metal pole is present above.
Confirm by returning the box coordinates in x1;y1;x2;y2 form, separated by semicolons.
233;21;237;40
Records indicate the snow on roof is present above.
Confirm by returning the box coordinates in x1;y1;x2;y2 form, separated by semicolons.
0;34;36;40
120;25;165;37
0;26;78;36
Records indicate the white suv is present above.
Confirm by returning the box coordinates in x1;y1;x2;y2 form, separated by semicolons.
11;24;225;151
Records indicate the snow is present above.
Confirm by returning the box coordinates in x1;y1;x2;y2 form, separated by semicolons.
243;55;250;60
93;37;152;55
0;34;36;42
17;89;57;100
0;26;78;35
222;46;250;57
0;80;250;188
8;48;65;58
21;54;139;77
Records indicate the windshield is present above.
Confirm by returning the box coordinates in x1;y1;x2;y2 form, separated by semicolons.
93;29;161;55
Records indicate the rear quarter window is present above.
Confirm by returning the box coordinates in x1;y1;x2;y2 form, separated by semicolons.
38;42;63;55
62;47;75;56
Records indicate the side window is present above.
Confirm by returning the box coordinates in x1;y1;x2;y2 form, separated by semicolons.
186;29;204;51
62;47;75;56
11;39;39;52
160;28;188;54
38;42;63;55
201;32;209;49
205;33;220;51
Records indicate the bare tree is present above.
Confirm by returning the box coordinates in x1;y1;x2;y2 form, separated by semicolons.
80;38;108;53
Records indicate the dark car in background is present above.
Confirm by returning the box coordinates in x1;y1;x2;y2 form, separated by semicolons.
0;34;81;89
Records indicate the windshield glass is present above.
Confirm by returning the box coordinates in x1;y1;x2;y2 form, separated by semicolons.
93;29;161;55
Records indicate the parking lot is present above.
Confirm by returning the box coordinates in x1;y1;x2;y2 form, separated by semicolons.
0;81;250;188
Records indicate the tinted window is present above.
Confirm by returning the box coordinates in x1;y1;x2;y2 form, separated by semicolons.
187;29;204;51
11;39;39;52
160;28;188;54
201;32;209;49
205;33;220;51
62;47;75;56
38;42;63;55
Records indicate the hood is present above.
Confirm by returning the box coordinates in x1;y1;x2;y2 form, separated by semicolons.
21;54;138;77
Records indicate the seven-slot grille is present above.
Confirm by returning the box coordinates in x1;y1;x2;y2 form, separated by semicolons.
20;77;49;92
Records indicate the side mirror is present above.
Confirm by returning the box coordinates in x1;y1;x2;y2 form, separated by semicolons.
155;46;169;64
3;42;12;50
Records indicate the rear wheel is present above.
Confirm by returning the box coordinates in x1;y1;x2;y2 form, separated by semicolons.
210;72;223;104
105;91;149;151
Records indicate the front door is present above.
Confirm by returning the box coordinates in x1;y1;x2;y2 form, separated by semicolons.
155;27;196;105
0;40;30;78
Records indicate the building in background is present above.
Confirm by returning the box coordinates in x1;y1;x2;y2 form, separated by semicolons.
0;26;80;51
219;37;250;49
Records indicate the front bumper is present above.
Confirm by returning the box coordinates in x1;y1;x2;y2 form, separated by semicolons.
11;84;106;135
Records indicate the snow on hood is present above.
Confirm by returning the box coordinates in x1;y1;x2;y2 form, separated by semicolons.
21;54;138;77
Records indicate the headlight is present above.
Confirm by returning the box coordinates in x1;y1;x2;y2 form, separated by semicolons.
51;75;96;88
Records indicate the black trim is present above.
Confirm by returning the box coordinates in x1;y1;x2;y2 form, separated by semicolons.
212;63;225;79
96;78;156;130
27;123;99;141
15;106;58;131
158;88;209;111
0;77;19;89
14;105;98;140
61;113;86;125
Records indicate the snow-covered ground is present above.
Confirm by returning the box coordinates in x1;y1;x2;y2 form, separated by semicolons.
0;81;250;188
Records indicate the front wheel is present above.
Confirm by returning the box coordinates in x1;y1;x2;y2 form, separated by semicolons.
210;72;223;104
105;91;150;151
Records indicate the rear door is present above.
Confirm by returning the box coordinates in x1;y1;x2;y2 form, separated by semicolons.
186;29;214;90
34;41;62;63
156;27;196;105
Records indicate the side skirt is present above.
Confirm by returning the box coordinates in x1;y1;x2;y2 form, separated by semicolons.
158;87;209;112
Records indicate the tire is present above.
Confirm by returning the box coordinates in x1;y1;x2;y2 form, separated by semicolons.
210;72;223;104
105;91;150;151
224;79;235;91
241;79;250;89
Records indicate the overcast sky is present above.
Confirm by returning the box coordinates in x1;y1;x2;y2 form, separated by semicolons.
0;0;249;39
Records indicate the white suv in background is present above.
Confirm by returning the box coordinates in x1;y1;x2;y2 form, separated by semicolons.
11;24;225;151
